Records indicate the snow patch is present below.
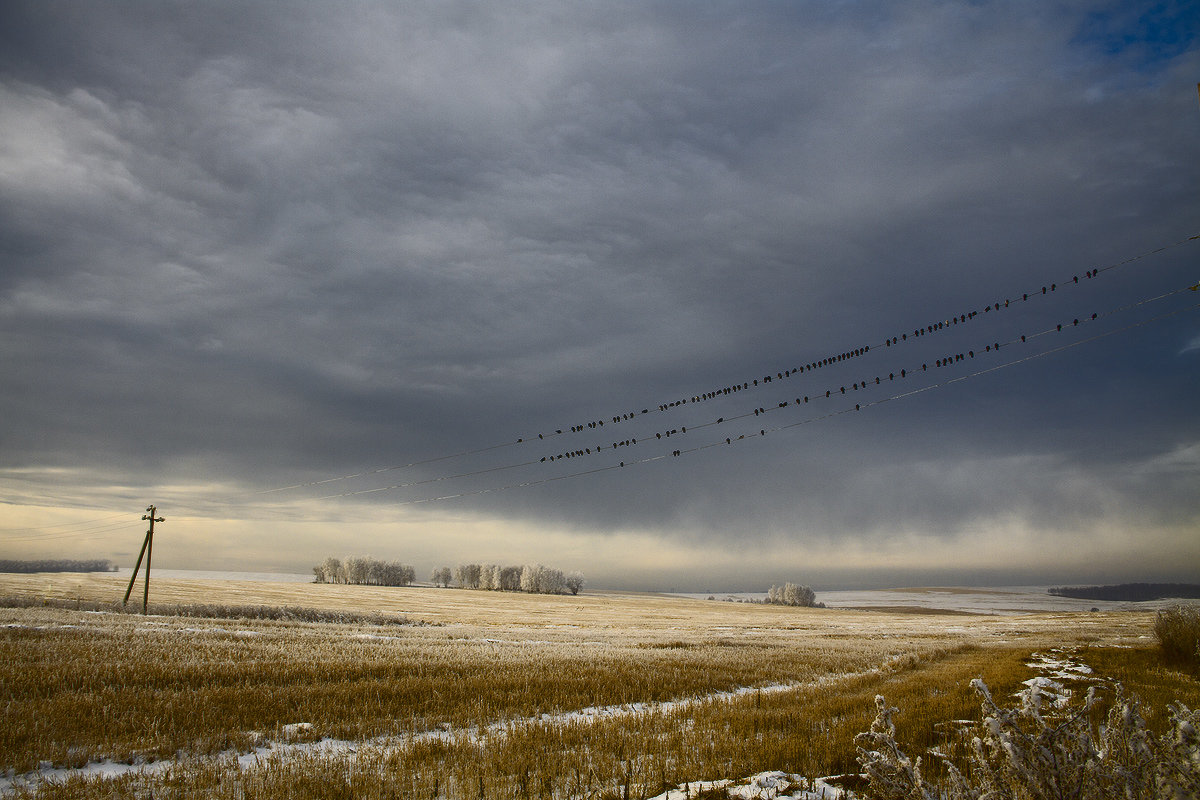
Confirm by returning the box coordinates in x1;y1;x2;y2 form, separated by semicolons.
1025;650;1095;681
648;772;854;800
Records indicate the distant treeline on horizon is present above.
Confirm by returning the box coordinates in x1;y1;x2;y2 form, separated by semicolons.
1047;583;1200;602
0;559;117;574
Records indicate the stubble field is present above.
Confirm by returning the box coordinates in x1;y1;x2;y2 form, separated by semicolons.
1;573;1194;799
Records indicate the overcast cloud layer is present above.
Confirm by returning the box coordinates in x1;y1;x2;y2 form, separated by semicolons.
1;1;1198;590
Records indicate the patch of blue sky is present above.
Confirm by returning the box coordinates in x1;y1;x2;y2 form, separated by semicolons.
1074;1;1200;70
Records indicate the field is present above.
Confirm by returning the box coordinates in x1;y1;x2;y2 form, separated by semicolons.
1;573;1196;799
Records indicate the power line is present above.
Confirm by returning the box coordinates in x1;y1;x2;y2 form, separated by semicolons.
0;520;135;544
302;298;1200;506
531;280;1195;463
244;234;1198;499
0;512;131;535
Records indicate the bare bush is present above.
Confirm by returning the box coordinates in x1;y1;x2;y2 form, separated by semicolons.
1155;604;1200;665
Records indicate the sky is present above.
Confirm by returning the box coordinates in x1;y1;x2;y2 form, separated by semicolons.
1;1;1198;591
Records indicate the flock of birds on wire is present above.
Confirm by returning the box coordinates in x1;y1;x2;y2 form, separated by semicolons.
532;268;1147;463
279;236;1199;505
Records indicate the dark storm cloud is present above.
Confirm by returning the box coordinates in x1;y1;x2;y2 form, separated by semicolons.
1;1;1198;585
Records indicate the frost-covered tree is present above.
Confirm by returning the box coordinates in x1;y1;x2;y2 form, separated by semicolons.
565;571;585;595
765;582;817;607
541;566;566;594
378;561;414;586
316;557;345;584
517;564;567;594
345;556;370;585
454;563;482;589
478;564;497;590
499;565;522;591
431;566;452;588
784;583;816;607
314;557;413;586
487;564;503;590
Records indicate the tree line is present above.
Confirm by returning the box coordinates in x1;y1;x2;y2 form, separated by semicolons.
0;559;116;573
1047;583;1200;602
311;557;584;595
312;557;416;586
431;563;585;595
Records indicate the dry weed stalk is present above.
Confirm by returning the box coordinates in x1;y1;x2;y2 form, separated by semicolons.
856;678;1200;799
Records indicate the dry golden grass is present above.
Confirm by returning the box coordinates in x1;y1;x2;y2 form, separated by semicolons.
0;572;1155;641
18;644;1168;800
1;572;1186;800
0;603;962;774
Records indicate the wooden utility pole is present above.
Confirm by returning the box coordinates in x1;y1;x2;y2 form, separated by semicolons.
123;505;164;614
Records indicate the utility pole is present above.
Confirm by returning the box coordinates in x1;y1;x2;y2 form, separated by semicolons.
123;505;164;614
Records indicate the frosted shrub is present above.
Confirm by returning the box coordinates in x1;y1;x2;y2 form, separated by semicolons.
856;679;1200;799
765;583;817;607
1155;604;1200;665
853;696;940;800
